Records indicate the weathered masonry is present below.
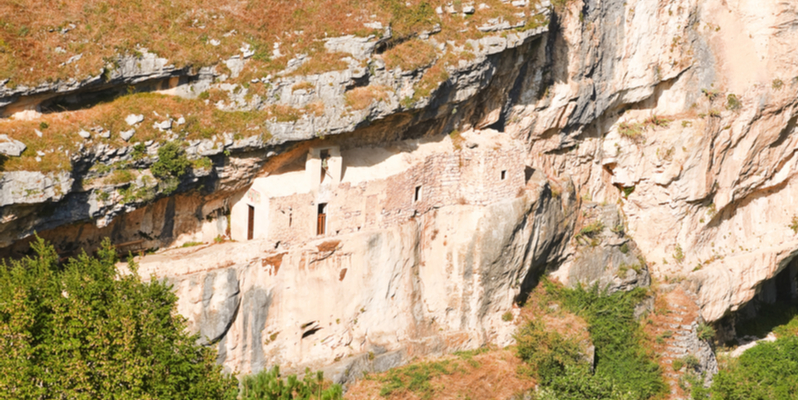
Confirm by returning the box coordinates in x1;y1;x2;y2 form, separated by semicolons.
230;129;528;245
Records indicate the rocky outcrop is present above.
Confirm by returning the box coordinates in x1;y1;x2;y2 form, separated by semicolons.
0;0;795;385
127;174;576;379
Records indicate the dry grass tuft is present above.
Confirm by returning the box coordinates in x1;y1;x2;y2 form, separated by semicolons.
382;39;438;71
0;92;274;172
346;348;535;400
343;85;390;110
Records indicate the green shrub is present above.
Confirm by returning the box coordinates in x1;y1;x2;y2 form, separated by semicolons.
515;319;586;382
151;141;191;180
682;355;700;370
697;322;715;341
0;237;237;399
672;359;684;371
519;282;666;400
240;366;342;400
726;94;742;111
132;143;147;160
579;220;605;237
710;335;797;400
502;311;514;322
673;244;685;264
376;359;458;398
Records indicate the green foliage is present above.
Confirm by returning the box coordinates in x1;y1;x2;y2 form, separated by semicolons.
38;121;48;130
619;243;629;254
519;282;666;400
131;143;147;160
106;169;135;185
726;94;741;111
515;319;586;381
502;311;514;322
673;244;685;264
151;141;191;181
772;79;784;90
618;122;644;139
709;335;798;400
672;359;684;371
240;366;342;400
621;186;635;198
0;237;237;399
579;220;605;237
376;359;459;398
193;156;214;170
534;364;637;400
697;322;715;341
790;215;797;234
383;0;436;39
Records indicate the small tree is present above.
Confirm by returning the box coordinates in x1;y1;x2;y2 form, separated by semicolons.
0;237;237;399
151;141;191;180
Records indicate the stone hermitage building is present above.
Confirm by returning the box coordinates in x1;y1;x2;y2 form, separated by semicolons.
230;129;528;244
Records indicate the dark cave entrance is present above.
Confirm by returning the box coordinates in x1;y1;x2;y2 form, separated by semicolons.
717;255;798;343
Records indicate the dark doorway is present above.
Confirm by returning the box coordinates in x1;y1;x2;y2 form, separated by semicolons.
247;205;255;240
317;203;327;235
414;186;421;202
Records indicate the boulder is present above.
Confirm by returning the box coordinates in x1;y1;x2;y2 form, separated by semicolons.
125;114;144;126
0;134;26;156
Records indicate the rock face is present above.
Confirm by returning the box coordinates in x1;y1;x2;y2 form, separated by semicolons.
0;0;796;384
129;177;576;379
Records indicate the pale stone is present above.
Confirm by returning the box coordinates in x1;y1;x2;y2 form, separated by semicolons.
125;114;144;126
120;129;135;141
0;134;26;156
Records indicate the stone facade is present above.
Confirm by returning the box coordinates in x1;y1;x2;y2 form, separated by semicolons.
231;129;526;246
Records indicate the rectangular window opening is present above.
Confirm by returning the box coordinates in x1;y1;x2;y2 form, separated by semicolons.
247;205;255;240
414;185;422;202
316;203;327;235
501;170;507;180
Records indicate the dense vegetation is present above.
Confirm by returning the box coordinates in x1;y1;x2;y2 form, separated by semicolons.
0;237;237;399
516;281;666;400
241;366;342;400
706;335;798;400
0;237;343;399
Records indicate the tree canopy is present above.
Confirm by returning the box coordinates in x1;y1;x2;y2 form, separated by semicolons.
0;237;237;399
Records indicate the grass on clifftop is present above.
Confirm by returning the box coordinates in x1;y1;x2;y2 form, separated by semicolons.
0;92;278;172
0;0;546;88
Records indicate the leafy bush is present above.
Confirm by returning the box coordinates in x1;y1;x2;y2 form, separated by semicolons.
709;335;797;400
726;94;741;111
0;237;237;399
515;319;586;381
518;282;666;400
240;366;342;400
672;359;684;371
502;311;514;322
151;141;191;180
697;322;715;341
375;359;459;398
131;142;147;160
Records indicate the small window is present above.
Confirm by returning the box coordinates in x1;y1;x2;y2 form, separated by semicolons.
316;203;327;235
501;170;507;180
414;185;422;202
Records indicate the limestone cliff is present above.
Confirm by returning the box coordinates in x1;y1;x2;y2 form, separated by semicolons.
0;0;795;384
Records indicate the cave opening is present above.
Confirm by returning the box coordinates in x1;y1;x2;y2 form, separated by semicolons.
718;255;798;343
